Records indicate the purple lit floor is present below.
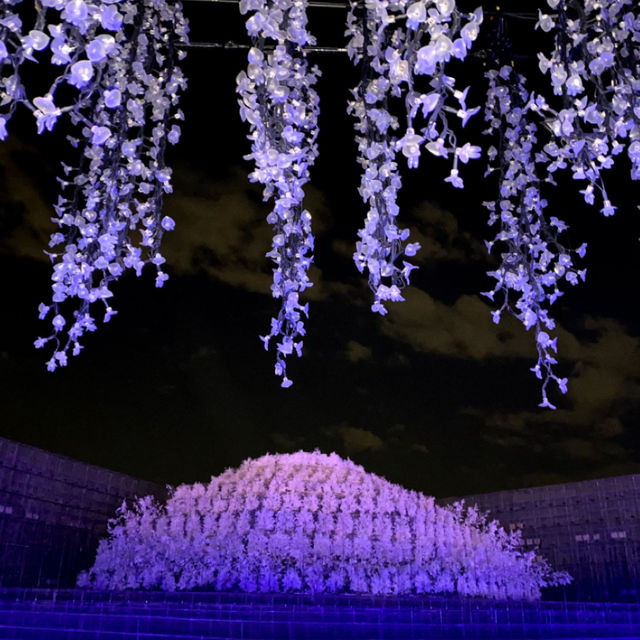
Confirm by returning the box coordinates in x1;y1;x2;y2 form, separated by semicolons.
1;589;639;639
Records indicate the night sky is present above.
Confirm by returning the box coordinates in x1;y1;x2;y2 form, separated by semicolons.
1;0;640;499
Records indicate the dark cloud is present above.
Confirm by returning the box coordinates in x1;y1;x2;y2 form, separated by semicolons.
345;340;372;363
409;201;486;263
323;423;384;454
380;288;545;360
0;139;52;260
410;443;429;455
269;431;306;452
162;162;370;304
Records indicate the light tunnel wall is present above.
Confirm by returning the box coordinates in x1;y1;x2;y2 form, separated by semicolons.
438;474;640;602
0;436;166;588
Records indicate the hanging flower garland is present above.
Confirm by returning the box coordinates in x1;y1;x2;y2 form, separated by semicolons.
3;1;640;407
346;0;408;316
1;0;135;139
483;65;587;409
346;0;483;315
0;0;27;140
236;0;320;387
31;0;188;369
535;0;640;213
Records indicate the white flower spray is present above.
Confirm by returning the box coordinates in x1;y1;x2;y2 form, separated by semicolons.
236;0;320;387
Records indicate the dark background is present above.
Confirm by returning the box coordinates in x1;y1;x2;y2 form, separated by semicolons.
1;0;639;498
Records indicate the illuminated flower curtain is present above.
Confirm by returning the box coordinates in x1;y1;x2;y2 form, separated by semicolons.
478;0;639;406
0;0;188;368
482;66;585;409
237;0;638;401
2;0;640;406
236;0;320;388
345;0;483;315
536;0;640;209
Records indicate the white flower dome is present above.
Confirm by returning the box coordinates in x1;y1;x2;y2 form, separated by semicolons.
80;451;570;598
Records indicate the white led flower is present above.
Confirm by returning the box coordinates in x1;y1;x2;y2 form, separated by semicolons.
32;94;61;133
346;0;482;315
86;35;116;62
100;6;123;31
406;2;425;28
538;0;640;208
483;66;588;409
22;29;50;53
399;128;422;167
31;0;189;370
237;0;320;388
63;0;89;27
536;11;555;33
68;59;94;87
436;0;454;17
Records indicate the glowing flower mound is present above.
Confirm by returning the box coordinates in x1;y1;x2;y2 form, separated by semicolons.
79;451;570;599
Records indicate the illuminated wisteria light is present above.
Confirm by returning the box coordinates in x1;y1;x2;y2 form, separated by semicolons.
482;66;586;409
477;0;639;406
236;0;320;388
0;0;188;368
346;0;483;315
536;0;640;210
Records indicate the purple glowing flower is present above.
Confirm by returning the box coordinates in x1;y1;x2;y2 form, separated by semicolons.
63;0;89;27
399;128;422;167
67;60;94;88
86;35;115;63
161;216;176;231
601;200;616;217
456;142;481;163
91;125;111;145
100;5;123;31
50;36;72;65
52;314;65;331
445;168;463;188
33;95;61;133
104;89;121;108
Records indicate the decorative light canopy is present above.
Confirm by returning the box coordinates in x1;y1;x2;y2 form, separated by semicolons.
1;0;639;408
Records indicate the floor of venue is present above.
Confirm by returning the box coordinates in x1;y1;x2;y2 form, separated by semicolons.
0;589;639;639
